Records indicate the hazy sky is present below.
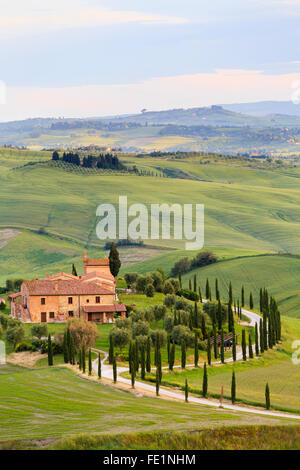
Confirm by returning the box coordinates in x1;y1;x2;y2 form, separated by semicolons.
0;0;299;121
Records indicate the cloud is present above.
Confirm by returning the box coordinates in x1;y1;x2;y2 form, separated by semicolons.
1;69;300;122
0;1;187;36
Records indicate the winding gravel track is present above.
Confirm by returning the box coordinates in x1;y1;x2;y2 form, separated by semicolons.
92;303;300;421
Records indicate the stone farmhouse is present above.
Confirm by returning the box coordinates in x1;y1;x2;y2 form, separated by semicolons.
9;252;126;323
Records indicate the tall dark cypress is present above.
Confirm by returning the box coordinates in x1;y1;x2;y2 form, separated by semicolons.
217;299;222;330
98;352;101;378
88;348;92;375
260;318;264;353
205;279;210;299
248;333;254;359
193;274;197;293
202;362;208;398
263;312;268;351
63;331;69;363
220;329;225;364
215;278;219;300
156;368;160;396
231;370;236;404
109;242;121;277
185;379;189;403
228;282;233;305
242;329;247;361
259;288;263;313
48;334;53;366
232;328;236;362
207;331;212;365
194;332;199;367
199;287;202;303
109;335;114;364
113;355;117;383
250;292;254;310
130;359;135;388
181;339;186;369
169;342;175;371
201;315;207;339
241;285;245;307
213;324;218;360
141;345;146;380
194;302;199;328
178;272;182;289
167;335;171;363
146;337;151;373
189;279;192;291
82;346;86;373
255;323;259;356
265;383;270;410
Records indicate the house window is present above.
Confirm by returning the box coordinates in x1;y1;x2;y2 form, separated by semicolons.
86;299;89;303
68;297;73;304
96;296;100;304
68;311;74;317
41;297;46;305
49;312;55;319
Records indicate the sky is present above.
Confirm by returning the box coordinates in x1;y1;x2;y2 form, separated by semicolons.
0;0;300;121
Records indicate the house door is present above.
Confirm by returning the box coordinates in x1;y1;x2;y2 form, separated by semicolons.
41;312;47;322
88;313;92;322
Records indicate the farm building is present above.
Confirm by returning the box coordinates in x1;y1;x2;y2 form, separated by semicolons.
9;252;126;323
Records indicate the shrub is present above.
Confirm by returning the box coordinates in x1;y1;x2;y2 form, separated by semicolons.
67;318;98;350
115;317;132;329
174;297;192;312
172;325;194;347
170;257;190;277
132;320;149;338
177;289;199;301
145;283;155;297
6;324;25;348
15;342;37;352
190;251;217;269
164;313;174;333
163;280;175;295
0;313;8;330
164;294;176;308
124;272;139;288
31;324;48;339
109;327;131;351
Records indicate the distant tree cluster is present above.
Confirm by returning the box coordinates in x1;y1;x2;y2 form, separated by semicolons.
170;251;217;277
52;151;126;171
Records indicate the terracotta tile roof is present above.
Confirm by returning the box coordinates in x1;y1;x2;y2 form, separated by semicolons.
85;258;110;266
83;304;126;313
9;292;22;299
80;271;115;282
23;280;113;296
45;272;78;280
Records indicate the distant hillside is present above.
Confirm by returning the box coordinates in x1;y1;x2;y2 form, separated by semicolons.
221;101;300;117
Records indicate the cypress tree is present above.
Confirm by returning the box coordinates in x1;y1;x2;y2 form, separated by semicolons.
185;379;189;402
109;242;121;277
260;318;264;353
88;348;92;375
241;285;245;307
72;263;77;276
146;337;151;373
265;383;270;410
199;287;202;303
48;334;53;366
141;345;146;380
220;329;225;364
201;315;207;339
169;342;175;371
67;328;72;364
250;292;254;310
194;332;199;366
259;288;263;313
178;271;182;289
207;331;212;365
217;299;222;330
70;334;75;365
255;323;259;356
131;359;135;388
109;335;114;364
181;339;186;369
189;279;192;291
194;302;199;328
98;352;101;378
63;331;69;363
215;278;219;300
167;335;171;362
213;324;218;359
242;329;247;361
82;346;86;373
231;370;236;404
205;279;210;299
193;274;197;293
113;355;117;383
263;312;268;351
156;368;160;396
79;346;82;370
129;340;132;374
228;282;233;305
202;362;208;398
248;333;254;359
232;328;236;362
268;314;273;349
135;340;139;373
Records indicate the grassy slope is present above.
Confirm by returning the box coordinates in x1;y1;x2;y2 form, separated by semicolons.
1;365;295;442
182;254;300;317
47;426;300;450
